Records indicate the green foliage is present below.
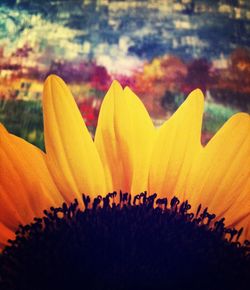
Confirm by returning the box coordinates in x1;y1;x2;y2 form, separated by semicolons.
174;93;185;109
0;100;44;150
203;101;238;133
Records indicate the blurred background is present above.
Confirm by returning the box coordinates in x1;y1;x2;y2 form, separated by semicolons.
0;0;249;150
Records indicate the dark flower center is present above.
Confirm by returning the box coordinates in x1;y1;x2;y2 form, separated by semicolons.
0;192;249;290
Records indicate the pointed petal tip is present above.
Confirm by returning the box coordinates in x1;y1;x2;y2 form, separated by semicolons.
104;80;123;100
43;74;71;106
0;123;8;133
123;86;144;105
45;74;63;83
123;86;137;96
187;88;205;104
44;74;67;89
192;88;204;94
110;79;123;90
229;112;250;123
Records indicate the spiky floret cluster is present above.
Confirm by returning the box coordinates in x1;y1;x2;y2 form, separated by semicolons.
1;192;249;290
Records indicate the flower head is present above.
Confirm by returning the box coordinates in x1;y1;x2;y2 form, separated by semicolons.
0;75;249;289
36;78;250;232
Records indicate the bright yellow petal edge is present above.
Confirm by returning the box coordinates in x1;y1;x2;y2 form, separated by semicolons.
0;74;249;249
43;75;107;204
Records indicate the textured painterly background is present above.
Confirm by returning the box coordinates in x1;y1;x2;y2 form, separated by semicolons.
0;0;249;149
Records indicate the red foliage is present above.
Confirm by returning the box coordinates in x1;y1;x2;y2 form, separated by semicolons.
78;97;101;127
90;65;112;92
183;58;211;94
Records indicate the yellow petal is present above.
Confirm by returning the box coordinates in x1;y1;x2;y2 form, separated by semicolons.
0;124;63;231
95;81;155;195
148;89;204;200
124;87;156;195
43;75;107;202
188;113;250;229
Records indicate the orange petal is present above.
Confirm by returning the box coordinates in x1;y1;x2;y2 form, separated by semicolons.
0;222;15;251
225;178;250;232
9;134;64;207
235;213;250;242
148;89;204;200
188;113;250;230
43;75;107;202
0;124;63;232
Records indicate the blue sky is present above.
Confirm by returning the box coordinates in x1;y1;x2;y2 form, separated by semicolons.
1;0;250;75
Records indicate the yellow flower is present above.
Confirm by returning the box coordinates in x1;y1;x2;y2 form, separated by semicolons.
0;74;249;252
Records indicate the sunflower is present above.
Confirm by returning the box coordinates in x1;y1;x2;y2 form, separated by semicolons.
0;75;249;290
